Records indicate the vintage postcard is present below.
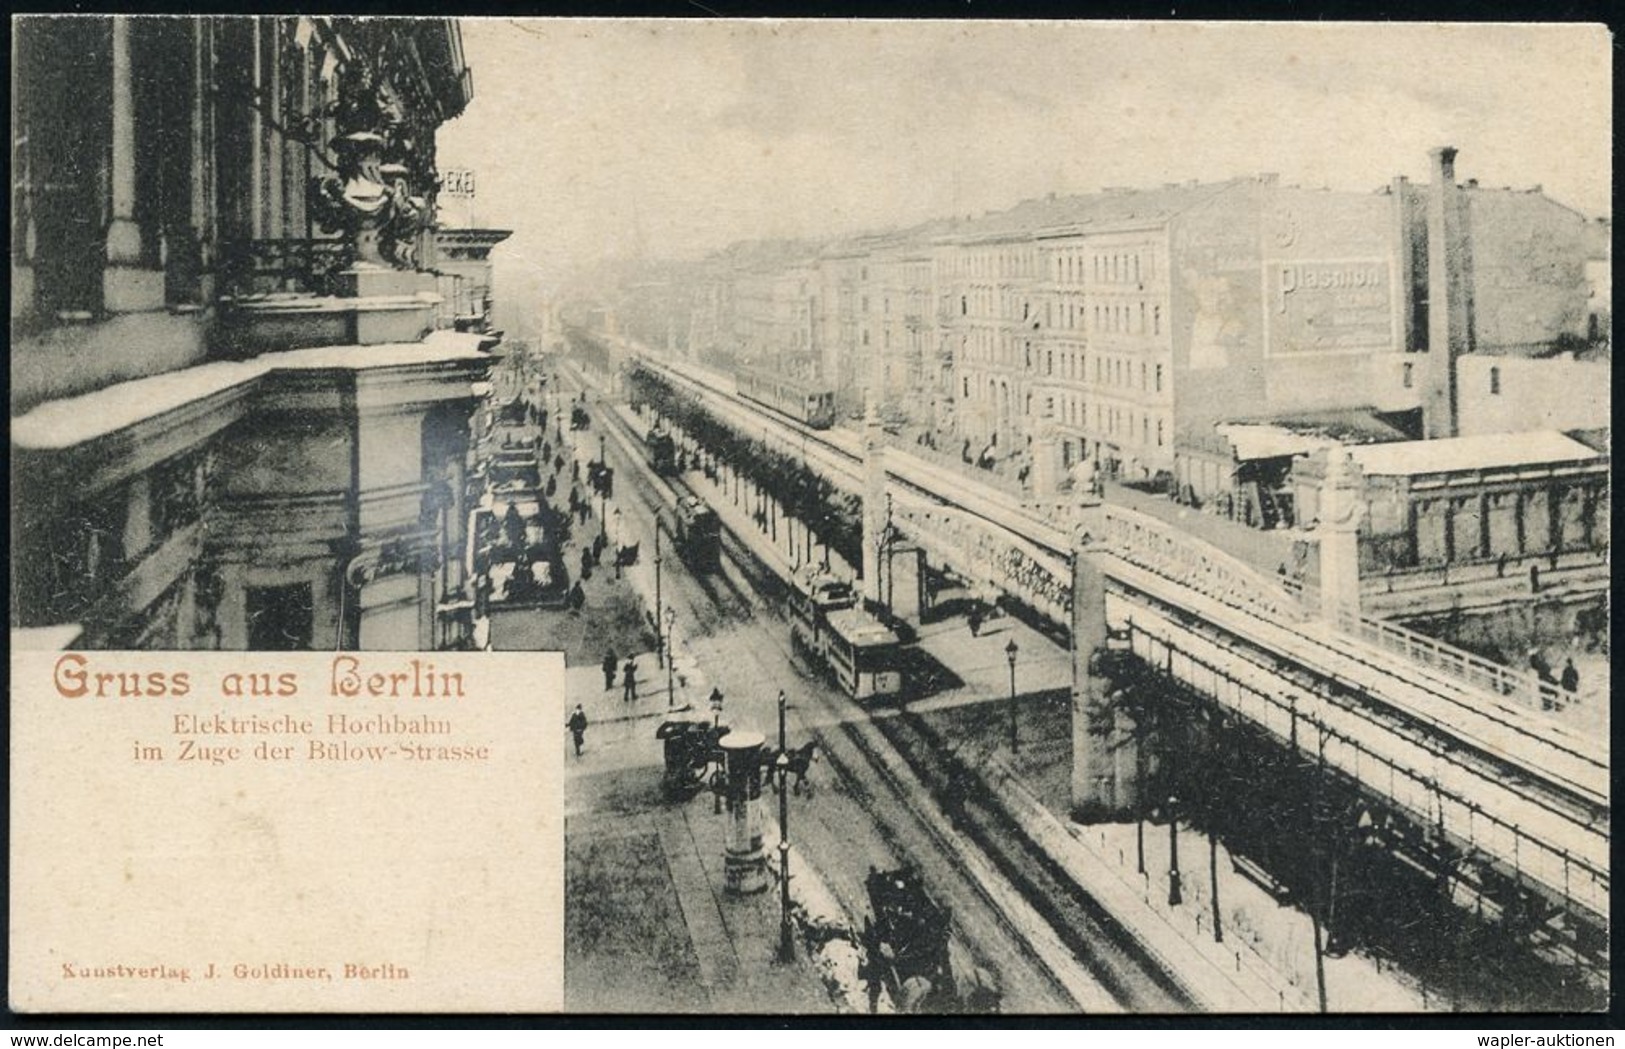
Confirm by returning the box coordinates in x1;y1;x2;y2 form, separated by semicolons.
8;17;1609;1017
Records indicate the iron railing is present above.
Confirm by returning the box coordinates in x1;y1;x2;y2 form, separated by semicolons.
219;237;351;299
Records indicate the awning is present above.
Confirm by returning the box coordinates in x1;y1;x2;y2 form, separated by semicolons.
1217;423;1337;463
1350;430;1604;477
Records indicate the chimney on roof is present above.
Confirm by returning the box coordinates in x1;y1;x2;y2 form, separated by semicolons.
1424;146;1474;439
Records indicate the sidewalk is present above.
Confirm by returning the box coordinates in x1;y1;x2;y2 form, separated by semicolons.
566;799;838;1012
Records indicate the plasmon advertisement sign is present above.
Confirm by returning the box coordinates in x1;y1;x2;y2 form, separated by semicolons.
1263;258;1398;356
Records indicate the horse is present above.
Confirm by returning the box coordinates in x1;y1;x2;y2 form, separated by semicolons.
764;741;819;795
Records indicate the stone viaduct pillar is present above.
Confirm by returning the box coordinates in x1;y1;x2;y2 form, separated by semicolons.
1070;545;1137;822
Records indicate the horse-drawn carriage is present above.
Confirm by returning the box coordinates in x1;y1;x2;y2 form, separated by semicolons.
656;720;818;802
861;865;1000;1014
656;719;727;801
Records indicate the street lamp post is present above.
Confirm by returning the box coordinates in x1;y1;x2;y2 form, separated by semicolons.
1005;638;1020;754
1167;792;1183;906
612;508;624;579
775;689;793;963
709;687;726;815
664;607;676;709
654;520;664;668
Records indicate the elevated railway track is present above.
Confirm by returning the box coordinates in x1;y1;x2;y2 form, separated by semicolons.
624;346;1609;935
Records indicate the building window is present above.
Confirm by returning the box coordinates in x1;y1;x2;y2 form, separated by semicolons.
1155;364;1163;392
1402;362;1414;388
1489;366;1501;395
1153;304;1161;335
1156;419;1165;447
14;18;115;318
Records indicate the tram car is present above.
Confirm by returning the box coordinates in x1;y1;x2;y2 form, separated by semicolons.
862;865;1000;1013
673;494;721;570
645;426;677;475
789;570;903;700
736;369;837;429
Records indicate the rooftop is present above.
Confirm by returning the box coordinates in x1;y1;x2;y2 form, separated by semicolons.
1350;430;1604;477
1219;409;1413;461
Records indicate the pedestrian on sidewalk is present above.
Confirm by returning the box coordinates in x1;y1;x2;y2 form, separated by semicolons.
602;650;618;690
569;581;586;613
623;658;638;703
859;918;884;1014
1496;552;1508;578
1561;658;1579;693
567;705;588;757
580;548;594;582
1529;563;1541;593
967;604;983;638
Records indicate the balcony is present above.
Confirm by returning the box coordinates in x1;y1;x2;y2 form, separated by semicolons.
216;237;440;356
219;237;352;299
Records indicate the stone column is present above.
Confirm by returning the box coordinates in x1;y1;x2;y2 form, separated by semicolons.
720;731;768;895
860;389;888;605
105;17;142;265
1316;447;1364;626
1071;545;1130;822
1030;400;1061;498
103;17;166;312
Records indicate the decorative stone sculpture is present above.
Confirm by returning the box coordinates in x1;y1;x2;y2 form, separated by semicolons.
309;133;431;273
310;131;392;268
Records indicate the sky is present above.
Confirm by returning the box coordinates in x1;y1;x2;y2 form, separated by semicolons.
433;19;1612;309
